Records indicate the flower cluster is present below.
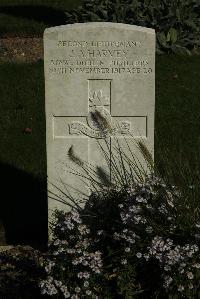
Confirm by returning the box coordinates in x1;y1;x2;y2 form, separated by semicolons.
39;210;103;298
39;276;58;296
39;174;200;298
146;236;200;293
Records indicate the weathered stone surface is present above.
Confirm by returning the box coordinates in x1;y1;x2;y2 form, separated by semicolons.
44;22;155;227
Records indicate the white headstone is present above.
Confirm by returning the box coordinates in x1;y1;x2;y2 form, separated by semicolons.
44;22;155;225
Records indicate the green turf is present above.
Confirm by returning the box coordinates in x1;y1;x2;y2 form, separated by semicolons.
0;62;47;246
0;0;80;7
0;0;81;37
0;62;46;180
155;54;200;183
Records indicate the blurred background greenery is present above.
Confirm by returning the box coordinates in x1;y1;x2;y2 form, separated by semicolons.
0;0;81;36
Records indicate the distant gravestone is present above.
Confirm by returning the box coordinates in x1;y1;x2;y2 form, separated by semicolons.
44;22;155;225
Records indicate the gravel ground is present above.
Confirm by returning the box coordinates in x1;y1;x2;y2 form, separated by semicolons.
0;37;43;62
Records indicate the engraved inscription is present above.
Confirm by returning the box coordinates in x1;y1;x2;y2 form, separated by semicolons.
57;40;142;48
48;39;154;76
68;49;129;58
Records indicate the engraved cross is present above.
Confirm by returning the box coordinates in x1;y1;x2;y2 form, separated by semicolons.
53;79;147;171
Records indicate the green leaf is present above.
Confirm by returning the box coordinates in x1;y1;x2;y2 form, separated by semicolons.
176;8;181;21
166;31;171;42
112;13;117;22
87;11;102;21
157;32;167;47
132;289;145;295
171;44;192;55
184;20;198;30
169;28;178;44
100;9;108;19
156;47;165;55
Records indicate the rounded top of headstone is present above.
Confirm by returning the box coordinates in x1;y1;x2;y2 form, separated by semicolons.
44;22;155;37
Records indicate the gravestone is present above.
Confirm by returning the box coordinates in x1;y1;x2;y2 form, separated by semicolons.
44;22;155;226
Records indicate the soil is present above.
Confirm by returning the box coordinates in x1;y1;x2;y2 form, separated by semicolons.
0;37;43;62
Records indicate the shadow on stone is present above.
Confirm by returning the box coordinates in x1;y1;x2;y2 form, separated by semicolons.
0;162;48;250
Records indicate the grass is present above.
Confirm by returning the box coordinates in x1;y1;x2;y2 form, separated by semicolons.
0;0;80;7
0;54;200;245
155;54;200;185
0;62;45;180
0;0;81;37
0;62;47;247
